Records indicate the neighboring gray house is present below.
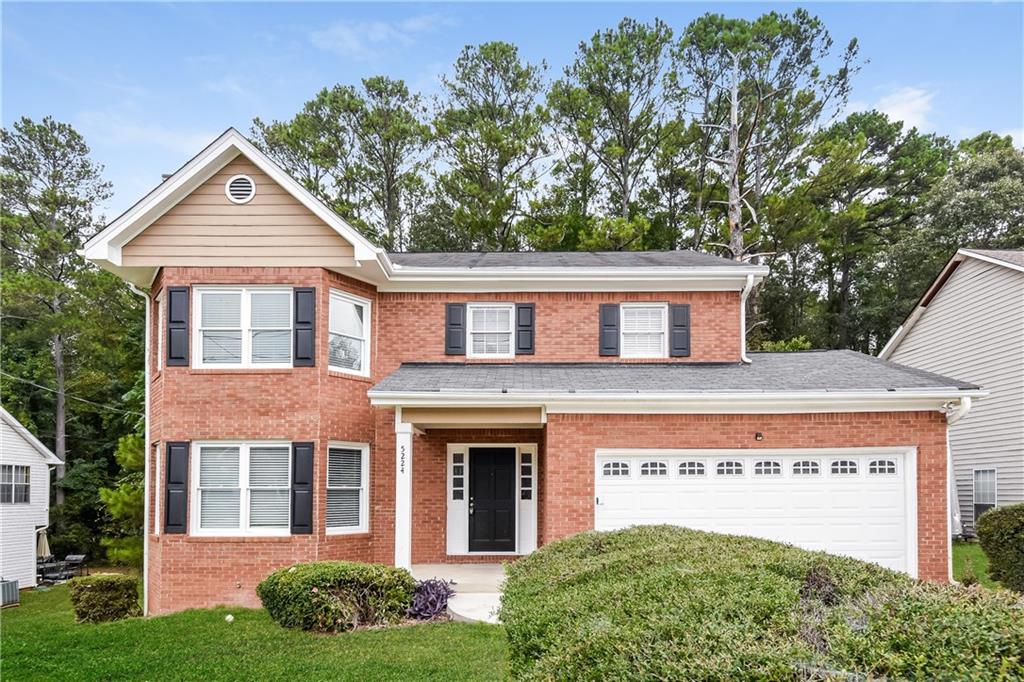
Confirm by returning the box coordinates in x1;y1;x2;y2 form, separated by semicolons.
881;249;1024;535
1;407;62;587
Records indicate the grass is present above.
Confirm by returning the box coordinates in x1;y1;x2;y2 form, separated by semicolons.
1;585;507;681
953;539;1000;588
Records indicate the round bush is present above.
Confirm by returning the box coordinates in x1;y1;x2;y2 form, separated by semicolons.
67;574;141;623
501;525;1024;680
977;503;1024;592
257;561;415;632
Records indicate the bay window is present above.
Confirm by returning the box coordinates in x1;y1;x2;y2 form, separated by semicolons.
327;444;369;533
329;290;371;375
193;442;290;535
194;287;292;368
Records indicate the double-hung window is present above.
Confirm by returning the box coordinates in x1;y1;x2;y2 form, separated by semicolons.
620;304;667;358
973;469;997;522
327;444;369;533
467;303;514;358
328;290;371;375
0;465;30;504
193;442;290;535
195;288;292;368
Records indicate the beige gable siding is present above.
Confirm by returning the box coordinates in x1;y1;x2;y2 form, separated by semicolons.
889;257;1024;532
122;156;356;267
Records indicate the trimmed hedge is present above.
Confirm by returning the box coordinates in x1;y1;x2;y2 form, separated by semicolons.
257;561;415;632
501;526;1024;680
978;503;1024;592
67;574;141;623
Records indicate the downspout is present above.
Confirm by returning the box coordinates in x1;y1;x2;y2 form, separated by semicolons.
739;274;756;364
944;396;972;582
129;284;151;615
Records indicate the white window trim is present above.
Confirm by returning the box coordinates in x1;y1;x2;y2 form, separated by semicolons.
192;286;293;369
619;302;669;359
0;464;31;504
328;289;372;377
155;291;164;372
972;468;997;509
190;441;291;537
326;441;370;535
466;302;515;359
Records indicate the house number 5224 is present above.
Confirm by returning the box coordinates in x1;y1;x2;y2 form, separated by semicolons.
399;445;407;474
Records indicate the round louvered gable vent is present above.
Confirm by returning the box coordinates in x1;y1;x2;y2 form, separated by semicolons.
225;174;256;204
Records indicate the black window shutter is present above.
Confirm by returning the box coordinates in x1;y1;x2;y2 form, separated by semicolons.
164;441;189;534
599;303;620;356
669;304;691;357
515;303;535;355
293;288;316;367
445;303;466;355
290;442;314;534
166;287;190;366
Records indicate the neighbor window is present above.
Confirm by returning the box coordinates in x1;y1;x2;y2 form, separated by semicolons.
467;304;514;358
329;290;371;375
602;461;630;477
973;469;996;521
327;444;369;533
193;442;290;535
620;304;667;358
640;461;668;477
195;288;292;368
0;465;30;504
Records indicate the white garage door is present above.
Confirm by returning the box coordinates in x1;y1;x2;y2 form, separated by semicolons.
595;448;917;575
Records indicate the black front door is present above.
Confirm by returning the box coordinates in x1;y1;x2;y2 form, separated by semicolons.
469;447;516;552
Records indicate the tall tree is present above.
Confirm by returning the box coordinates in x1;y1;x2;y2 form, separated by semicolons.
432;41;548;251
549;18;674;229
1;117;119;502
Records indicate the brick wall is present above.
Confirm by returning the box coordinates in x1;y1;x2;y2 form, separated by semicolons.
542;411;950;583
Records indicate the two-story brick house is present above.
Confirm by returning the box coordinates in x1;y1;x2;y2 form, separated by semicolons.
84;129;981;615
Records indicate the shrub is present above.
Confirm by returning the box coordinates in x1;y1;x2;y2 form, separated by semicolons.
501;525;1024;681
257;561;415;632
67;574;141;623
407;578;455;620
977;503;1024;592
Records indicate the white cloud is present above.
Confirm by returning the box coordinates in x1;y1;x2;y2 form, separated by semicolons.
203;77;246;97
847;86;937;131
310;13;451;60
77;112;219;156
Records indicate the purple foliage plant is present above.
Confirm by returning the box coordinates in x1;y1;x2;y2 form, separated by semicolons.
407;578;455;620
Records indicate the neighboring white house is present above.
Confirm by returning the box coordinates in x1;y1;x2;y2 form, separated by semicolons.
0;407;61;588
881;249;1024;535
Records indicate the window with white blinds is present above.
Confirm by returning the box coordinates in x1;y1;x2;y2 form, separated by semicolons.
194;442;291;535
327;444;368;533
195;288;292;368
329;290;371;375
620;304;667;358
468;304;514;358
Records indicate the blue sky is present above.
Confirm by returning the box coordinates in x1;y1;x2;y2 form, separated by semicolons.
4;2;1022;217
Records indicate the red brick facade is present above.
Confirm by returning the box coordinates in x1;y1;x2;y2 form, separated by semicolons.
143;266;951;614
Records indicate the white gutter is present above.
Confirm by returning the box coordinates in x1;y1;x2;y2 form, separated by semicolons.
944;396;973;580
739;273;756;364
128;283;151;616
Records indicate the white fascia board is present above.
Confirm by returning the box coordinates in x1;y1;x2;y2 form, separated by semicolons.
378;267;768;293
367;389;986;414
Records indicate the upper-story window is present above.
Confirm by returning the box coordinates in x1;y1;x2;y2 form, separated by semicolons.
467;303;515;359
620;304;667;358
329;290;371;376
0;465;30;504
194;287;292;368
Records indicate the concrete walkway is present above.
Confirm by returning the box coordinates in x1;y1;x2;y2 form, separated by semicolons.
411;564;504;624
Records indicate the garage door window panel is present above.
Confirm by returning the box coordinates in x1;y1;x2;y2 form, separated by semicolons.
602;461;631;478
716;460;744;476
678;461;706;476
868;459;897;475
793;460;821;476
640;461;668;477
830;459;859;476
754;460;782;476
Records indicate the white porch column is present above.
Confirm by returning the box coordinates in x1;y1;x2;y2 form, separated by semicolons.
394;410;413;569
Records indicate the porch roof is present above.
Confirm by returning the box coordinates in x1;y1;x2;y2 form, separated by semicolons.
369;351;980;401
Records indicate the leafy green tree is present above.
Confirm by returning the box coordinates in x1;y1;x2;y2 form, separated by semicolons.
549;18;674;226
432;42;548;251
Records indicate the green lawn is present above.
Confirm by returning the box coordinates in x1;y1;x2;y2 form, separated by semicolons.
953;539;1000;589
1;585;507;681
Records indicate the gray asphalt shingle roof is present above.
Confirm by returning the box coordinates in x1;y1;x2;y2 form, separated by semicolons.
370;350;978;395
387;250;750;269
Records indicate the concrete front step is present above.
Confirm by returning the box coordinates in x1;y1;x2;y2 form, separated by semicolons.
447;592;502;624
